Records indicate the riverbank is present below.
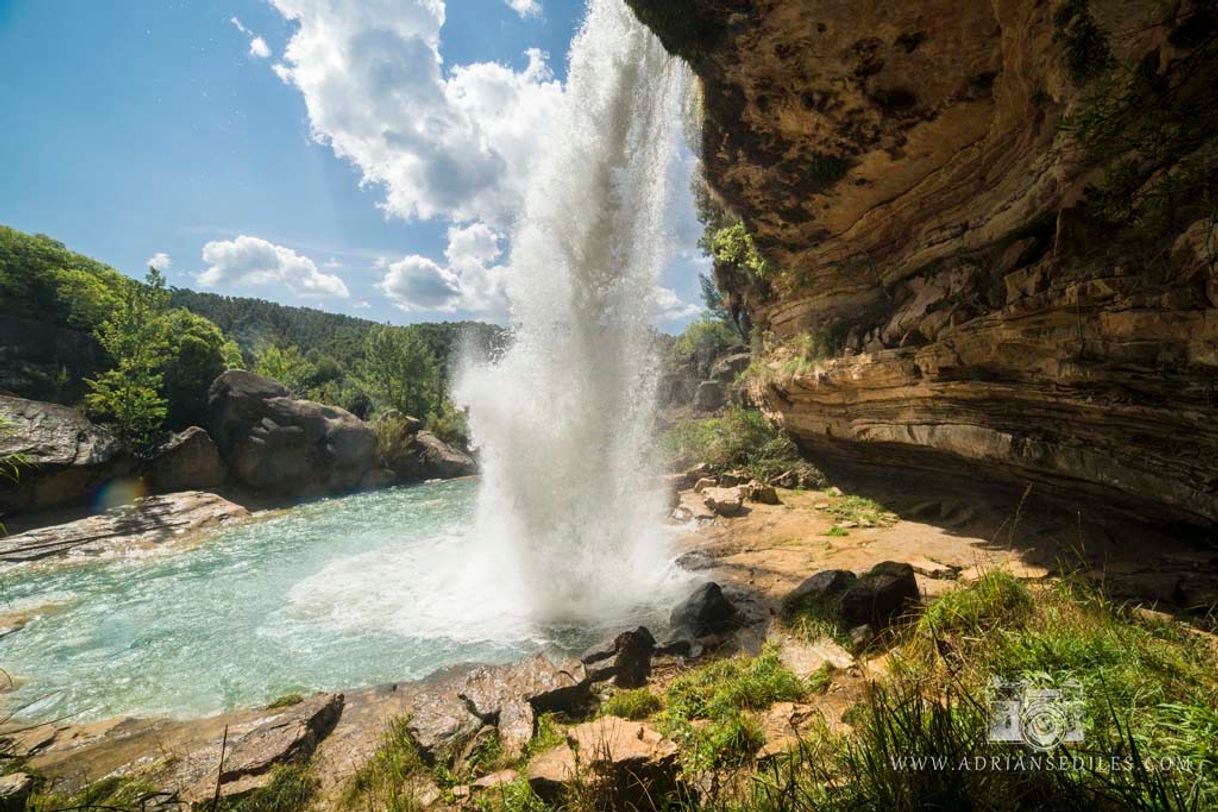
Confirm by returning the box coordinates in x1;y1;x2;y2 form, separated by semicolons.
5;480;1214;810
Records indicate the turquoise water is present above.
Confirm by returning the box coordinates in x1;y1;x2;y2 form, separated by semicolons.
0;480;664;722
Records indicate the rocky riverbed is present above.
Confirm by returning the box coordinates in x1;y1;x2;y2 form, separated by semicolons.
5;478;1213;809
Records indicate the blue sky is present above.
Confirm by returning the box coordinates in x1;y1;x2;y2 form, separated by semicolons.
0;0;707;330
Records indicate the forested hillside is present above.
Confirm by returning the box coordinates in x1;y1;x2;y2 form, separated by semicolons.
0;225;504;450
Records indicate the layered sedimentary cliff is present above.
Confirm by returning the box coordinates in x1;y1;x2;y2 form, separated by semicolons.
631;0;1218;527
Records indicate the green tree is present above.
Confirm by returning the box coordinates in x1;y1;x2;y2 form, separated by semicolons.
356;326;441;418
254;344;315;394
84;268;173;451
162;310;243;427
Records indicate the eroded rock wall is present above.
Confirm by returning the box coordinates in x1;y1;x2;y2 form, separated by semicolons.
630;0;1218;526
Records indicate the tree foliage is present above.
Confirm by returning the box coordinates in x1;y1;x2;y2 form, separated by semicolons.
356;326;441;419
84;269;173;451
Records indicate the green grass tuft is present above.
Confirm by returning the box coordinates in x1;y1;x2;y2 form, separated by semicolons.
342;716;426;811
265;692;305;710
918;570;1033;636
601;688;663;721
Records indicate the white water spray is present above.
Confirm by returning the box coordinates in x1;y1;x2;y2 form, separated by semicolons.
456;0;694;624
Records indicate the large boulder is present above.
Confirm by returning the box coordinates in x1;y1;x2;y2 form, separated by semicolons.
781;564;920;630
840;562;920;628
206;371;377;496
0;395;131;514
412;431;477;480
377;416;476;483
458;654;590;758
143;426;227;493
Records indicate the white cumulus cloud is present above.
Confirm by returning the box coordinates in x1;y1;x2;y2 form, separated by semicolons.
378;255;462;312
199;236;349;299
146;252;172;271
652;286;702;323
376;222;509;315
268;0;562;226
505;0;542;18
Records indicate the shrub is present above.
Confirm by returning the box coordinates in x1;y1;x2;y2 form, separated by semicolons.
659;406;825;485
708;223;774;280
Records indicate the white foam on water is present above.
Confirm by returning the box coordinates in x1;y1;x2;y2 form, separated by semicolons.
456;0;696;625
284;529;535;644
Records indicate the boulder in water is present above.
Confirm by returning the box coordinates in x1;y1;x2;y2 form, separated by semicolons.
143;426;227;493
207;370;378;496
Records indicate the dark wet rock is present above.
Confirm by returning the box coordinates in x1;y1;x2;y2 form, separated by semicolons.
207;370;378;496
781;569;857;616
0;395;131;514
0;491;249;563
670;582;738;638
143;426;227;494
527;717;681;809
839;562;920;628
674;550;716;571
782;564;919;629
654;639;694;658
611;627;656;689
359;467;397;490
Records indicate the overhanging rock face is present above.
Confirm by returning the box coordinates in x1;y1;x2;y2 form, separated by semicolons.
629;0;1218;527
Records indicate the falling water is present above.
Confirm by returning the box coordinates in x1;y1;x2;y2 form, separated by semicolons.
456;0;694;623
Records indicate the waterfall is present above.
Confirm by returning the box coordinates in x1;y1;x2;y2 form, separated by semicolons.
455;0;694;624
